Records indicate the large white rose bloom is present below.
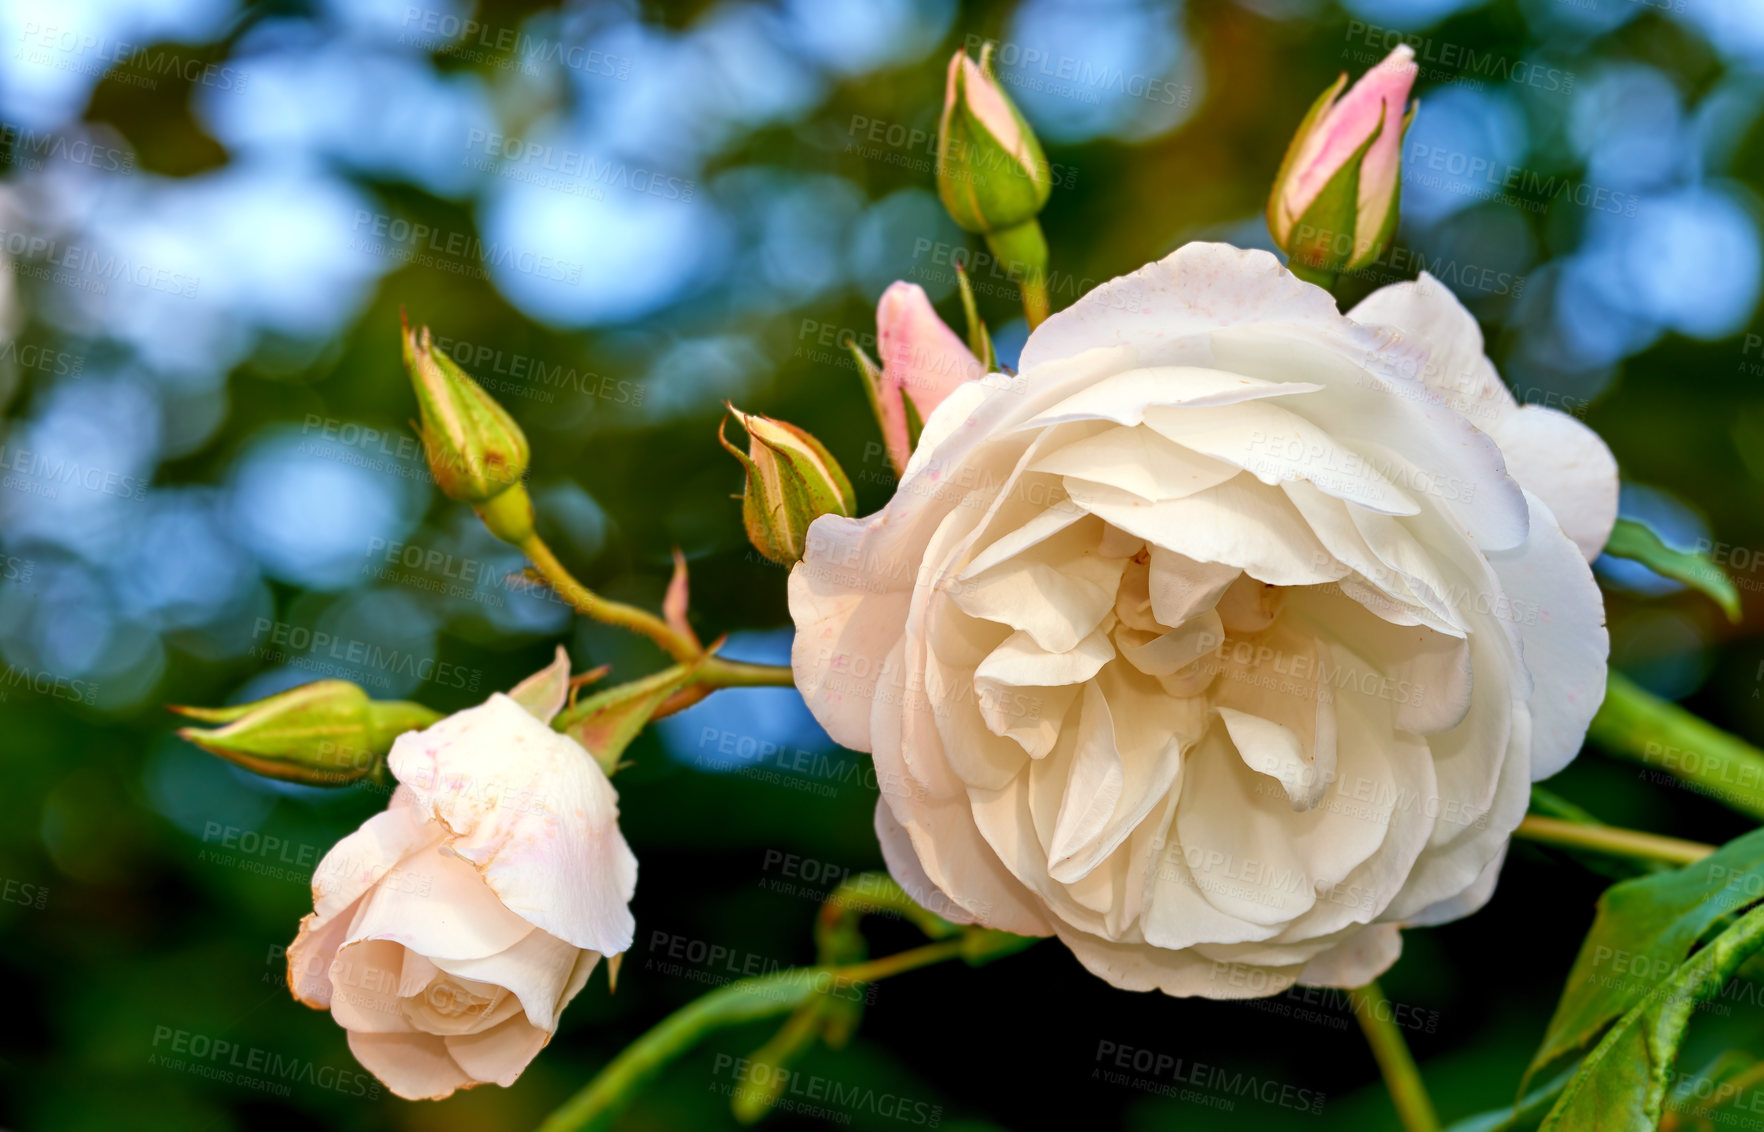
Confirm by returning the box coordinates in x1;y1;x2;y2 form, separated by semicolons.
287;691;637;1097
789;243;1615;997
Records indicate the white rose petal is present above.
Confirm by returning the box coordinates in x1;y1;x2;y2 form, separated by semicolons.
288;689;637;1098
791;243;1612;998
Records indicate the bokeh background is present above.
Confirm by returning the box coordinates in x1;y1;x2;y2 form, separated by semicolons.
2;0;1762;1127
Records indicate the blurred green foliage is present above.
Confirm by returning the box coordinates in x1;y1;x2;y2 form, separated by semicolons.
5;0;1764;1129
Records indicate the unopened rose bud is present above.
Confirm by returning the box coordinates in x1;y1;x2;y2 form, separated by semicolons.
719;406;855;567
873;281;984;475
937;44;1052;235
172;680;441;785
938;45;1055;326
401;313;531;518
1268;44;1418;285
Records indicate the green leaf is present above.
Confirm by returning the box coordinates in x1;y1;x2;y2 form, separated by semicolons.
1662;1051;1764;1127
1591;669;1764;822
1524;827;1764;1091
1445;1067;1574;1132
1267;73;1346;243
1602;517;1742;623
1344;101;1416;272
955;261;995;371
846;341;903;477
554;662;700;775
902;385;925;453
1540;902;1764;1131
770;419;857;518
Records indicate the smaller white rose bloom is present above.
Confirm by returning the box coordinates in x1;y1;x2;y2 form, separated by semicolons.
287;686;637;1100
791;243;1616;999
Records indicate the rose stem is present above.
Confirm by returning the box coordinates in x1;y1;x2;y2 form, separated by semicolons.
516;530;795;691
1020;272;1050;329
1351;980;1442;1132
1512;815;1714;867
538;937;986;1132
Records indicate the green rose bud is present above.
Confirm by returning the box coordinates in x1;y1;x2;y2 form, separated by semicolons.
937;44;1052;235
719;405;855;567
401;312;531;510
172;680;441;786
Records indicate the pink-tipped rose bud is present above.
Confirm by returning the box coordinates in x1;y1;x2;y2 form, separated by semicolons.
937;46;1052;235
1268;44;1418;279
874;282;985;474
